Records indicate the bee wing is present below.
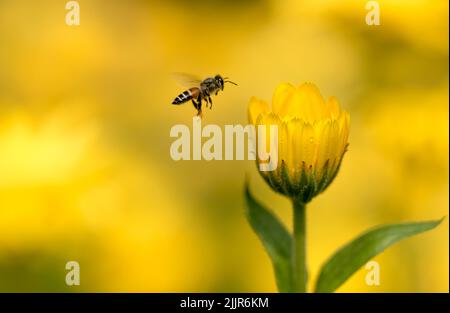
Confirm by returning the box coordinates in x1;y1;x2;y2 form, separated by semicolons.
171;72;203;87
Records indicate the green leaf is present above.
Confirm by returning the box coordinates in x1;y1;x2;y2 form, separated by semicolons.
244;183;293;292
315;218;444;293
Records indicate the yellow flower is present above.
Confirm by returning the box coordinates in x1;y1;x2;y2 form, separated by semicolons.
248;82;350;203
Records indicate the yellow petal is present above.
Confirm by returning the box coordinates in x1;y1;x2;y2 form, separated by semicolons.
272;83;296;117
315;120;331;172
299;122;316;167
297;83;329;122
287;118;304;172
279;121;290;168
257;112;281;158
248;96;269;125
281;83;328;123
337;110;350;154
328;119;341;165
327;96;341;119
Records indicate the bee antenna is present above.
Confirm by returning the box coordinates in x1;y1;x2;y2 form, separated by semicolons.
225;80;238;86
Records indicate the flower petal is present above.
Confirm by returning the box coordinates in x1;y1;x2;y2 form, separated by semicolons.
247;81;350;202
282;83;328;123
299;122;316;167
327;96;341;119
272;83;296;117
248;96;269;125
315;120;332;173
287;118;304;173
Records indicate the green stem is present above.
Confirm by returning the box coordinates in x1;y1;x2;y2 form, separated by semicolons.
292;198;307;292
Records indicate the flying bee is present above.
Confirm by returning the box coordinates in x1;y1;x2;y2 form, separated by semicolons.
171;73;237;117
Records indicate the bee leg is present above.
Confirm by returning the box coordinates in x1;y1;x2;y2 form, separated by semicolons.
196;96;203;117
208;97;213;110
204;92;211;109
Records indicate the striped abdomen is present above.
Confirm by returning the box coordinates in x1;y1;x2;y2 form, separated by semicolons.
172;88;200;105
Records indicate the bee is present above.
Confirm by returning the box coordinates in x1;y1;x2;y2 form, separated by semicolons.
171;73;237;117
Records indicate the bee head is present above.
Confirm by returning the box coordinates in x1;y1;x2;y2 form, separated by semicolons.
215;75;238;91
214;75;225;91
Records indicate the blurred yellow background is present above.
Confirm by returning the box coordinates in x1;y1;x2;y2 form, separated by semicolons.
0;0;448;292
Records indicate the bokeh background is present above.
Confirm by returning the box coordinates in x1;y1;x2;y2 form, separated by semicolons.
0;0;448;292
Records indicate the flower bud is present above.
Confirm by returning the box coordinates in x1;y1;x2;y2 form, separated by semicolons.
248;83;350;203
